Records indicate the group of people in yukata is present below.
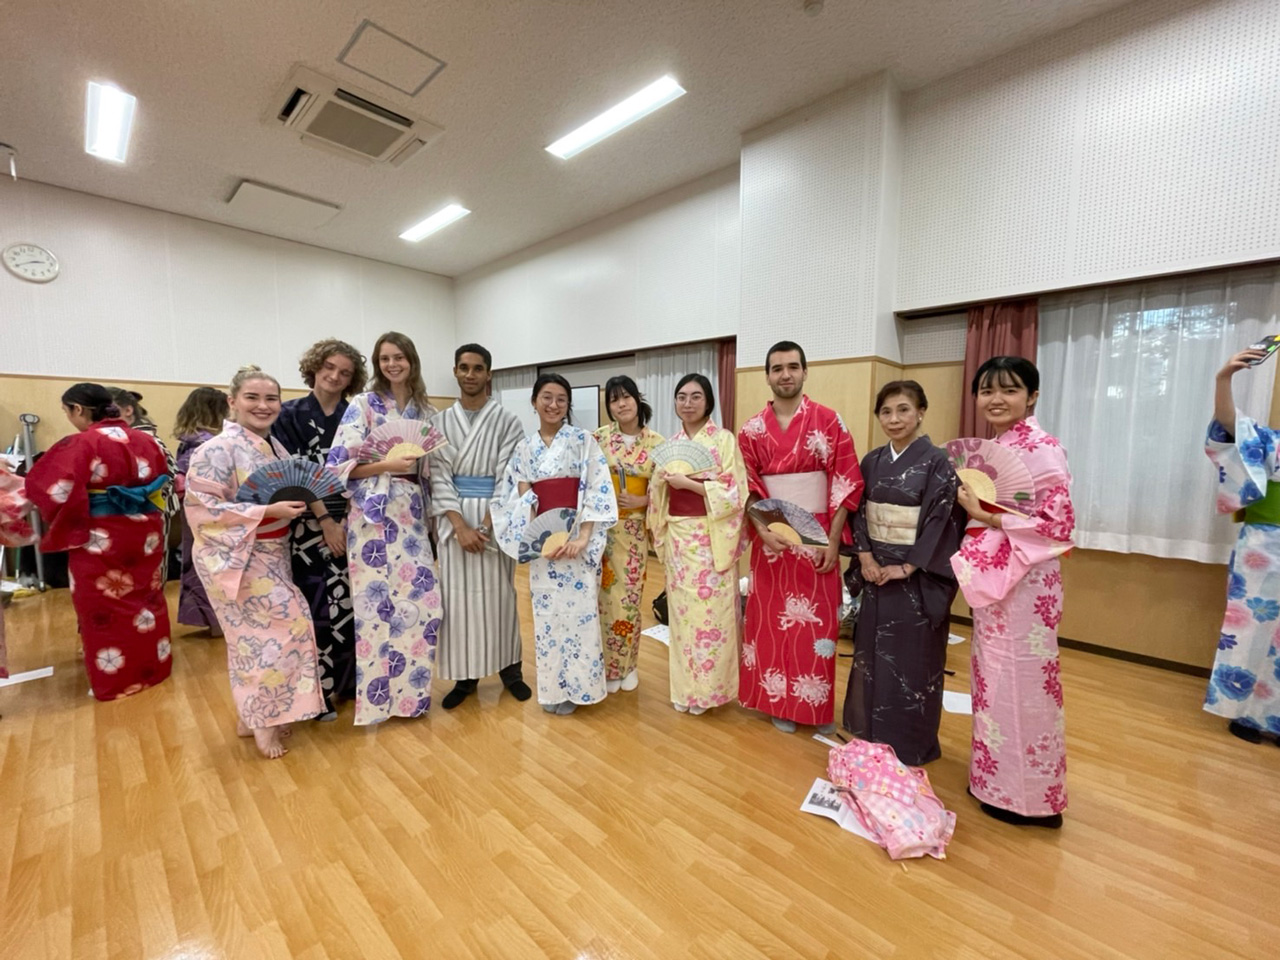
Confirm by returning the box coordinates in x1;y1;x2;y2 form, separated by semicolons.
7;328;1084;830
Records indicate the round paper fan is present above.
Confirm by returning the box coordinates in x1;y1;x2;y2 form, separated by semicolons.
516;508;577;564
945;438;1035;515
652;439;715;476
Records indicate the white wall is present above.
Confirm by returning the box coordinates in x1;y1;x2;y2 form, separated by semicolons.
897;0;1280;312
0;180;457;394
739;72;902;366
454;166;740;370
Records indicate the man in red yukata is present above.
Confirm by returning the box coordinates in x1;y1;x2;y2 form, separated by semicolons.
738;341;864;733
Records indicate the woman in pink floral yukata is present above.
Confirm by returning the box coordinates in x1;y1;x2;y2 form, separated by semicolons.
952;356;1075;829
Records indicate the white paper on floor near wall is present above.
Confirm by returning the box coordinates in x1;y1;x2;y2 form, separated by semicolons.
943;690;973;715
0;665;54;687
800;778;877;845
640;624;670;646
948;633;966;645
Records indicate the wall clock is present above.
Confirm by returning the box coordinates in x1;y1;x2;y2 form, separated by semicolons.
2;243;59;283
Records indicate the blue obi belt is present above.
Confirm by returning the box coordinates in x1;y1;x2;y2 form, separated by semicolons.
88;476;170;516
455;475;496;499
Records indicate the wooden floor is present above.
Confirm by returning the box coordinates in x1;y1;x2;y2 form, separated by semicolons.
1;561;1276;960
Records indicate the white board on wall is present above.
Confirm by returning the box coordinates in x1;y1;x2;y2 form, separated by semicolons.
498;385;601;434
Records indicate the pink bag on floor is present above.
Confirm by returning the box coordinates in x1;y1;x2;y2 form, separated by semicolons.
827;739;956;860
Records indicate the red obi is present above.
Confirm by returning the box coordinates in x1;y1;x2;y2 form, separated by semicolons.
531;477;579;515
668;487;708;517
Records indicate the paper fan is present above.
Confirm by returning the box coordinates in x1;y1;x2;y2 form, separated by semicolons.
235;459;347;505
516;508;577;564
359;420;447;462
945;438;1035;515
652;439;715;476
748;498;828;546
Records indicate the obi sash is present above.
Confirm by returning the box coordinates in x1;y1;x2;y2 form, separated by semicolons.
255;520;291;541
764;470;827;515
455;475;497;499
87;476;169;517
1236;480;1280;525
611;471;650;517
668;487;708;517
865;501;920;545
531;477;579;516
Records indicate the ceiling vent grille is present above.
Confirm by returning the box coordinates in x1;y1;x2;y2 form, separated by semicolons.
269;64;443;166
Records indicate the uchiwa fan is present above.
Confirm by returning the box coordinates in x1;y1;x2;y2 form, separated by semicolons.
359;420;447;462
235;459;347;505
747;498;828;547
945;438;1035;516
652;439;715;477
516;508;577;564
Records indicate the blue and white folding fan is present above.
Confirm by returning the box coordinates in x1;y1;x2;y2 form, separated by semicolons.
234;459;347;505
516;508;577;564
748;498;829;546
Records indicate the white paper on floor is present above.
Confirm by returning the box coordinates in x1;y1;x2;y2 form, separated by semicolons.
640;624;670;646
812;734;842;749
943;690;973;715
800;778;877;844
948;633;966;645
0;665;54;687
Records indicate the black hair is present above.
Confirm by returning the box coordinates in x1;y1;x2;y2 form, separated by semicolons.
62;383;120;422
106;387;152;427
971;356;1040;396
875;380;929;413
674;373;716;422
604;375;652;428
766;340;807;371
531;373;574;426
455;343;492;370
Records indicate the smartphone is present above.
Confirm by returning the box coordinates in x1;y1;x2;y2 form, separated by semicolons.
1245;335;1280;366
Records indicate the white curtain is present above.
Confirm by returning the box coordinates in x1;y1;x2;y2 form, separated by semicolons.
1038;264;1280;563
635;342;721;439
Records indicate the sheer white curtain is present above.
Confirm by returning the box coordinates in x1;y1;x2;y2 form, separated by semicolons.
635;342;721;439
1038;265;1280;563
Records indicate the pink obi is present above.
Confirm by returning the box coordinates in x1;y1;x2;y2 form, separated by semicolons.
764;471;827;515
827;739;956;860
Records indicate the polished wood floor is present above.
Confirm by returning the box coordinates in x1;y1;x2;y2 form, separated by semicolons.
0;561;1276;960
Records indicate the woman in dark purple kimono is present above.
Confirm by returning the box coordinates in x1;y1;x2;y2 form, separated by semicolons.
174;387;228;633
844;380;965;765
271;339;367;719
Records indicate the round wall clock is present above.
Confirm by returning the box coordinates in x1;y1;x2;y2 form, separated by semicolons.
2;243;59;283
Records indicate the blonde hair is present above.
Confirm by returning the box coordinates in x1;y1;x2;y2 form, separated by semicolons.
229;365;281;397
370;332;429;412
298;338;368;397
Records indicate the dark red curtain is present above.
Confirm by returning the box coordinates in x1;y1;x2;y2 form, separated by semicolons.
717;339;736;428
960;298;1038;438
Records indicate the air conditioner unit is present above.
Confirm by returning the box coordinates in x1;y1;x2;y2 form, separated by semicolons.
268;64;443;166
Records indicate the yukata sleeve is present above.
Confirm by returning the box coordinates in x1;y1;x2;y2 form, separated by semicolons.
24;435;92;552
908;454;966;626
851;451;875;554
427;424;460;520
327;395;369;487
704;431;747;573
737;425;770;503
827;412;864;548
1206;410;1277;513
185;443;269;601
491;438;536;561
578;433;619;566
0;467;36;548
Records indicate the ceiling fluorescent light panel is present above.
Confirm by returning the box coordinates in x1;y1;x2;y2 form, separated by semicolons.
400;203;470;242
546;75;685;160
85;82;137;163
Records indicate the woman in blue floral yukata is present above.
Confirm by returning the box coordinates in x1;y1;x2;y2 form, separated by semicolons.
328;332;442;726
1205;346;1280;744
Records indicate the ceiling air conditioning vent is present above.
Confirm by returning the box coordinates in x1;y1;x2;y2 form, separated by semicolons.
268;64;443;166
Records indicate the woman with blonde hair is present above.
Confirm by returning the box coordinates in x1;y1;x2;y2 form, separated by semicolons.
185;366;324;758
328;332;443;725
173;386;229;634
272;338;367;719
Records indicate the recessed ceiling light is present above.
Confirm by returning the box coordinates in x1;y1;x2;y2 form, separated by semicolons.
399;203;470;242
85;82;138;163
546;75;686;160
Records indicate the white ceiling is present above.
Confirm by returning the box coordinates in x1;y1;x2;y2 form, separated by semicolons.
4;0;1139;278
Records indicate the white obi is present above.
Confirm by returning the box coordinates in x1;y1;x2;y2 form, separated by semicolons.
865;501;920;545
763;470;827;515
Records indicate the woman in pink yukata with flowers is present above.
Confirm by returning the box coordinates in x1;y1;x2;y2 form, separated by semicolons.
951;357;1075;829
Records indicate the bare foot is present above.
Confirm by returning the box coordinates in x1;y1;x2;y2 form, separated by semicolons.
236;718;253;738
252;726;288;759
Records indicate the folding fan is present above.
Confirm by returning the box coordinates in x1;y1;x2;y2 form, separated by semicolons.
748;498;829;547
235;459;347;505
358;420;448;462
652;439;716;477
945;438;1035;516
516;508;577;564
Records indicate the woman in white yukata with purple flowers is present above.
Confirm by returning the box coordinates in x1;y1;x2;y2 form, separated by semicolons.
328;332;442;726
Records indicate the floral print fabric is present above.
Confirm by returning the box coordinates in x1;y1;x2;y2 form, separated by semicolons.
1203;411;1280;733
594;423;664;682
0;465;36;678
951;416;1074;817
